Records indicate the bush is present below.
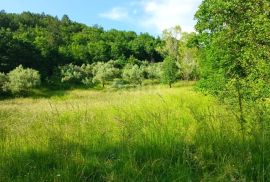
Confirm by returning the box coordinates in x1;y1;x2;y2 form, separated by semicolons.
59;64;84;84
92;61;119;87
111;78;127;89
81;64;94;87
122;64;144;86
146;63;163;80
5;65;41;94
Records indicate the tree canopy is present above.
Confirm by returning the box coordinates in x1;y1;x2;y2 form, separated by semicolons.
0;11;163;79
195;0;270;101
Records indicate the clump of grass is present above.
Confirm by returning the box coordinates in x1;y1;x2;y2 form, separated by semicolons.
0;84;269;181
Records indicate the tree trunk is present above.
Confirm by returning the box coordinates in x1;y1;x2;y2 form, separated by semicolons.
236;79;245;142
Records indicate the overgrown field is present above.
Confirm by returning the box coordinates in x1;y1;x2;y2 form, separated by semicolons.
0;83;269;181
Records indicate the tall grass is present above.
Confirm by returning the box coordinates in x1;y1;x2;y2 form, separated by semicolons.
0;84;269;181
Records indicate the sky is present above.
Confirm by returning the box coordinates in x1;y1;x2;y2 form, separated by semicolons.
0;0;202;36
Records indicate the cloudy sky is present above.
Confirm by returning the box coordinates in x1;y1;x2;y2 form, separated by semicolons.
0;0;202;36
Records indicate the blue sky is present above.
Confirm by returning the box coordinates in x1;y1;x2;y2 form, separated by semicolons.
0;0;202;36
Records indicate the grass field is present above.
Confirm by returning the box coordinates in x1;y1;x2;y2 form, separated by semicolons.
0;83;269;181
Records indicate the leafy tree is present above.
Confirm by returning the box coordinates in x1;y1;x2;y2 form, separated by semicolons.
195;0;270;131
131;33;162;61
195;0;270;94
92;61;119;87
146;63;163;80
158;26;182;60
81;63;94;87
162;56;177;88
5;65;40;94
0;28;42;73
59;64;84;84
122;64;144;86
178;32;200;81
61;15;71;25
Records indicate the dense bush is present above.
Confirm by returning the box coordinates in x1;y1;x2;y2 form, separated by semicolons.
59;64;85;84
92;61;119;87
122;64;144;86
5;65;40;94
56;61;167;88
80;64;94;87
145;63;163;80
111;78;128;89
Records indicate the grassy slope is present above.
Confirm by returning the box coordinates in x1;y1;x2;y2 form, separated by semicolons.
0;83;269;181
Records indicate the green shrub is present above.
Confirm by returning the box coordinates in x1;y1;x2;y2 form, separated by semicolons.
111;78;127;89
81;64;94;87
146;63;163;80
59;64;84;84
5;65;41;94
92;61;119;87
122;64;144;86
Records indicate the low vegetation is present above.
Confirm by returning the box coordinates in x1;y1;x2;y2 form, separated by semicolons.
1;84;269;181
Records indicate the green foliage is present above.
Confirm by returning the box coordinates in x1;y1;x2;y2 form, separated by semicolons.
92;61;119;87
145;63;163;80
195;0;270;143
1;85;269;181
158;26;200;82
162;56;178;88
0;72;7;93
159;26;181;59
178;32;200;80
195;0;270;101
80;64;94;87
0;11;163;79
111;78;128;89
5;65;40;94
59;64;84;84
122;64;144;86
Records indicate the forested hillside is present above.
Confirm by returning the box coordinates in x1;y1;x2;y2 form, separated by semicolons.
0;11;162;78
0;11;199;95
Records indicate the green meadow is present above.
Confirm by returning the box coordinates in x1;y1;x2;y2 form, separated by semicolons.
1;83;269;181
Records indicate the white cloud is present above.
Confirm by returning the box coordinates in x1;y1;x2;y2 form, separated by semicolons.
99;7;129;21
139;0;202;33
98;0;202;35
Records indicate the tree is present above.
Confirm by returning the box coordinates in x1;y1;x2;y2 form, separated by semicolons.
5;65;40;94
59;64;84;84
158;26;182;60
157;26;182;85
195;0;270;97
92;61;119;87
122;64;144;86
178;32;200;81
146;63;163;81
131;33;162;62
195;0;270;131
162;56;177;88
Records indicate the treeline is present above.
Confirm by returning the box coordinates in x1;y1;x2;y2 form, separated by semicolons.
0;11;163;79
0;11;200;92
